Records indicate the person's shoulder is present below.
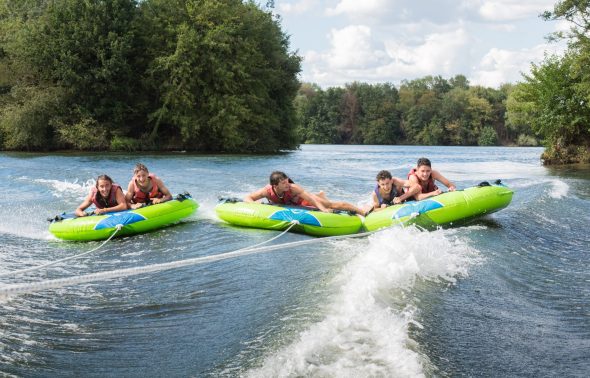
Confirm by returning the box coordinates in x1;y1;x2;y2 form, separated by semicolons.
290;183;305;192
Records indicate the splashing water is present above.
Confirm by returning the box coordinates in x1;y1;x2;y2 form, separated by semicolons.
246;226;480;377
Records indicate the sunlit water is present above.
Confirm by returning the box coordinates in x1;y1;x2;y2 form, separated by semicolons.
0;146;588;377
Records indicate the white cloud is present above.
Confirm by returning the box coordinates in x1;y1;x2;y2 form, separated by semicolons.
488;23;516;32
301;27;470;87
326;25;381;69
281;0;567;88
278;0;315;15
471;42;566;87
476;1;554;21
326;0;391;18
381;28;471;76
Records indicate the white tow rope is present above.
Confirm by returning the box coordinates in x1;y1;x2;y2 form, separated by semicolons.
0;224;123;279
0;224;379;299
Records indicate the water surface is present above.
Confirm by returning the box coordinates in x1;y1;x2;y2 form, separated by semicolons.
1;145;588;377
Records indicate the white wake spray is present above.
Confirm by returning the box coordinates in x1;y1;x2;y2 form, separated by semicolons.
247;226;480;377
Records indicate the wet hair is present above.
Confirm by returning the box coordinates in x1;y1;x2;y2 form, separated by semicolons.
376;170;392;181
95;174;113;188
269;171;293;185
417;158;432;168
134;163;149;175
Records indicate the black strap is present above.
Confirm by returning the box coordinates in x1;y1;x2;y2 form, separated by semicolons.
175;192;192;201
47;215;63;222
218;197;242;203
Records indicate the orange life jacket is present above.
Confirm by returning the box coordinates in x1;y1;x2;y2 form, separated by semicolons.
132;173;163;203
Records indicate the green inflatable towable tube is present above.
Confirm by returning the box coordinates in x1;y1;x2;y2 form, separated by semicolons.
215;200;363;237
363;183;513;231
49;193;199;241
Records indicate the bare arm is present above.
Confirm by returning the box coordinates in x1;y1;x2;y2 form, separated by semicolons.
244;187;268;202
391;178;415;204
371;191;389;212
75;194;93;217
125;180;134;205
152;177;173;204
407;176;442;201
431;170;456;191
405;176;423;200
413;188;442;200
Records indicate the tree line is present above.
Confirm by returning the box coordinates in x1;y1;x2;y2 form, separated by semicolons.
0;0;301;152
295;76;538;147
0;0;588;164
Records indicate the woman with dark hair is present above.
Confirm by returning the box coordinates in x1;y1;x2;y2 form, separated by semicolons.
75;175;127;217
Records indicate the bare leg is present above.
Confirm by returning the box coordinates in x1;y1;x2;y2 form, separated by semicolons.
314;191;327;199
313;194;367;215
329;200;367;215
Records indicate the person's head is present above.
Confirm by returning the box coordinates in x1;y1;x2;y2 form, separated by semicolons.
269;171;292;191
417;158;431;168
376;170;393;191
415;158;433;181
96;174;113;197
376;170;392;181
134;163;150;184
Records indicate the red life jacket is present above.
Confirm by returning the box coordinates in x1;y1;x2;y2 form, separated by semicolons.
91;184;122;209
408;168;438;193
264;184;304;206
132;173;163;203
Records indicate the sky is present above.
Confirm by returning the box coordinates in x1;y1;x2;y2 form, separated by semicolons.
273;0;570;89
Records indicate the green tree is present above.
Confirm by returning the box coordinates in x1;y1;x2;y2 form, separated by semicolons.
0;0;301;152
507;53;590;163
516;0;590;163
478;126;498;146
352;82;401;145
0;0;140;150
144;0;301;152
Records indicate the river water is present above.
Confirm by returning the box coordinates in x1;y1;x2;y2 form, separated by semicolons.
0;145;588;377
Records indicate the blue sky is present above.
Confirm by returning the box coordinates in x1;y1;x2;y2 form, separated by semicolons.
274;0;568;88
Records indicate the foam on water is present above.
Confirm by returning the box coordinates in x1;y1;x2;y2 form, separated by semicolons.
548;179;569;199
246;226;480;377
34;178;94;199
437;161;547;182
0;205;55;241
